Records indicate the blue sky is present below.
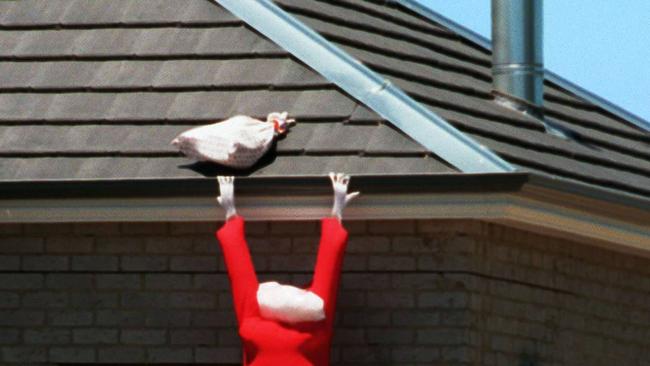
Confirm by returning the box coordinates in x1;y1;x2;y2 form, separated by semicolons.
418;0;650;126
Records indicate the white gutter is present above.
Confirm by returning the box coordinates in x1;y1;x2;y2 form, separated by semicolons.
3;187;648;257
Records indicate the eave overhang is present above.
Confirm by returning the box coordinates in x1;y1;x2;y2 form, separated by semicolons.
1;173;648;257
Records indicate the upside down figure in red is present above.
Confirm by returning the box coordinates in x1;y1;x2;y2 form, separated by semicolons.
215;173;360;366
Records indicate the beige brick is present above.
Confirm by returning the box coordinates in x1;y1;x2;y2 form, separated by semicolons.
0;292;20;308
2;346;47;362
391;236;432;253
416;328;468;345
0;255;20;271
347;236;390;253
191;236;220;254
46;236;93;253
291;236;320;253
332;328;365;344
367;328;414;345
24;223;73;235
121;222;168;235
170;256;218;272
0;237;44;253
270;221;317;234
121;329;166;345
342;220;367;234
367;220;415;234
244;221;268;234
418;291;468;309
368;255;416;271
337;290;366;308
121;255;168;271
147;347;192;362
98;347;145;363
392;346;440;363
170;293;216;309
195;346;241;363
218;328;241;345
367;291;414;308
392;310;441;327
49;347;96;363
145;274;191;290
95;236;145;253
249;237;291;253
23;255;69;271
71;255;118;271
0;274;43;289
73;222;120;235
269;254;315;271
417;219;482;235
340;345;390;363
1;217;650;366
341;273;391;290
169;221;217;235
73;328;118;344
0;224;22;235
145;237;192;253
341;310;390;327
341;254;367;271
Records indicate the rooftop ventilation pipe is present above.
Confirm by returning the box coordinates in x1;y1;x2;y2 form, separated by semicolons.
491;0;544;117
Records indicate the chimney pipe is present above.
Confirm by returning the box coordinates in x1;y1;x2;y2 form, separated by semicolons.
491;0;544;115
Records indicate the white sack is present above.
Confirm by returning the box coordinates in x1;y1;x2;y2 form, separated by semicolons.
256;281;325;324
170;112;293;169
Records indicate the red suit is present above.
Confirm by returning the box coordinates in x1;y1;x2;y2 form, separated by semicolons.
216;215;349;366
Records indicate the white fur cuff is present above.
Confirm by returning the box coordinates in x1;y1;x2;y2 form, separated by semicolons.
257;281;325;324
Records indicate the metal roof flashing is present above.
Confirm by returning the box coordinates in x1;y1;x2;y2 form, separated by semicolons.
213;0;514;173
395;0;650;132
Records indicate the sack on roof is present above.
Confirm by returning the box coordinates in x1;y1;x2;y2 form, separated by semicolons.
171;112;294;169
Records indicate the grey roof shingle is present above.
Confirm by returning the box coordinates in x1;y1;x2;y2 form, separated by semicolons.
0;0;449;182
0;0;238;26
1;27;285;58
273;0;650;197
1;0;648;199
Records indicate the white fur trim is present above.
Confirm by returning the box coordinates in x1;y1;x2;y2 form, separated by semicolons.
256;281;325;323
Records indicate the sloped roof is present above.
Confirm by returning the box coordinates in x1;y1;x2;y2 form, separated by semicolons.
1;0;649;200
270;0;650;198
0;0;453;181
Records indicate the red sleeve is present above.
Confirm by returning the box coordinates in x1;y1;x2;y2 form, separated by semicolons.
310;217;349;326
215;215;259;324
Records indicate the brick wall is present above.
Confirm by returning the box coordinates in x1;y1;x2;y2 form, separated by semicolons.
0;219;649;365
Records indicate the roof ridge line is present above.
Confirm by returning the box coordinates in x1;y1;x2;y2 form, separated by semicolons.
213;0;514;173
395;0;650;132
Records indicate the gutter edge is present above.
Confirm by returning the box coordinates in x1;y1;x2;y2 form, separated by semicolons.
1;173;648;256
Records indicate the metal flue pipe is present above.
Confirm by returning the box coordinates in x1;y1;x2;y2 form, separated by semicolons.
491;0;544;113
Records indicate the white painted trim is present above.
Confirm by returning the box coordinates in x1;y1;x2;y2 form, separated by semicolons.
2;190;648;255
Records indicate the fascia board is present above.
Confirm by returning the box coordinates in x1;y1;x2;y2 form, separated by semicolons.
396;0;650;132
2;183;648;257
213;0;514;173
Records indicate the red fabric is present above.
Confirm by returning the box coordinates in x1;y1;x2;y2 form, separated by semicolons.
216;215;348;366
